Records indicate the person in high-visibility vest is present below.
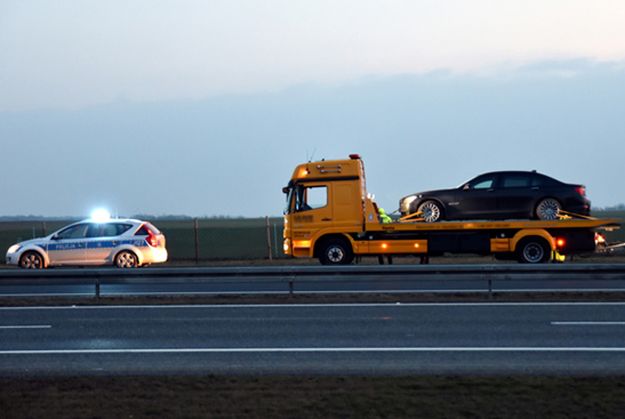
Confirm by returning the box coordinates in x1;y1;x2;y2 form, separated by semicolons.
378;208;392;223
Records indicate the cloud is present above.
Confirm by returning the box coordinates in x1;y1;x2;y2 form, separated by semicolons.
1;58;624;216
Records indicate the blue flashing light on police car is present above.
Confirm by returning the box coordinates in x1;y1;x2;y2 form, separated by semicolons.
5;218;168;269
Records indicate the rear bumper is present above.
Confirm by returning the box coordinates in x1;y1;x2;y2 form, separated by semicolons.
142;247;168;264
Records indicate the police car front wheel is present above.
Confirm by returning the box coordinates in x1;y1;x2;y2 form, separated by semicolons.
19;251;44;269
115;250;139;268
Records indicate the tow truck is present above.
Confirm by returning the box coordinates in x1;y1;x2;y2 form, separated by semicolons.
282;154;621;264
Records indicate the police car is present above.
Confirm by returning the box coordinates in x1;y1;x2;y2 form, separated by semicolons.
5;218;168;269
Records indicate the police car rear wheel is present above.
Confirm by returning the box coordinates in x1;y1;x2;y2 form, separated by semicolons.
19;251;44;269
115;251;139;268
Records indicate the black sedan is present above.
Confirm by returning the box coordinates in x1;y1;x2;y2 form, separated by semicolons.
399;171;590;222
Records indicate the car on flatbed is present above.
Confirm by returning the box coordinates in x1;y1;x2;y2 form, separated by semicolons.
399;170;590;222
5;218;167;269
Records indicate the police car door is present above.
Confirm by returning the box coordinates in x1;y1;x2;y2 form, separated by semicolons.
48;223;89;265
84;223;129;264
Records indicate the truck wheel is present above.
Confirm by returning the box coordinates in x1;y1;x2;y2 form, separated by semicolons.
417;200;443;223
19;251;44;269
319;239;354;265
517;238;550;263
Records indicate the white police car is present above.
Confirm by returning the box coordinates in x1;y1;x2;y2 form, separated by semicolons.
5;218;168;269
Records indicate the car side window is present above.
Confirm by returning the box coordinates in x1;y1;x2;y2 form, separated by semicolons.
502;175;531;188
86;223;133;238
56;224;89;240
134;226;150;236
468;177;495;190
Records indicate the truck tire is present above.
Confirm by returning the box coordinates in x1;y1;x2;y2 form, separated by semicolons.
319;238;354;265
516;237;551;263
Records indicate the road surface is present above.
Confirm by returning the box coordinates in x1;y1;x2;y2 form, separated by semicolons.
2;302;625;376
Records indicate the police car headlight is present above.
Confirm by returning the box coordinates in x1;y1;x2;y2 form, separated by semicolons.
7;244;21;254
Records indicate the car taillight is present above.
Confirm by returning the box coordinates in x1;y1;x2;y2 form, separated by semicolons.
576;186;586;196
147;234;158;247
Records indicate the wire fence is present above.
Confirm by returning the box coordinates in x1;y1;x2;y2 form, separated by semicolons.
0;217;286;262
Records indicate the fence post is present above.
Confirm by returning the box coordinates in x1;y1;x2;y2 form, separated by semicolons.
265;216;273;261
273;222;279;258
194;218;200;264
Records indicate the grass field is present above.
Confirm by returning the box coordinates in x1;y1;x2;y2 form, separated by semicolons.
0;211;623;264
3;375;625;418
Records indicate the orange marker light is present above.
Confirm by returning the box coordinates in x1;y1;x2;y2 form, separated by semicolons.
381;243;388;249
414;243;420;248
556;238;566;248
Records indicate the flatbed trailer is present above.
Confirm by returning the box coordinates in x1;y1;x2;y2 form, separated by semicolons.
282;155;621;264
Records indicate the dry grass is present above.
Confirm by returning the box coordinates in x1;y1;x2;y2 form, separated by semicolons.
2;375;625;418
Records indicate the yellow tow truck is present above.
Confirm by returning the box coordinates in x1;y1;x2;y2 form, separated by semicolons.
282;154;621;264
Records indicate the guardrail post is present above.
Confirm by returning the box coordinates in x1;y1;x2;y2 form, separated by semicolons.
95;277;101;301
289;276;295;296
266;216;273;261
194;218;200;264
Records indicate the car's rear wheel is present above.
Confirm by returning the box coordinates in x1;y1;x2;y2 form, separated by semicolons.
517;237;551;263
19;251;44;269
418;200;443;223
115;250;139;268
535;198;562;220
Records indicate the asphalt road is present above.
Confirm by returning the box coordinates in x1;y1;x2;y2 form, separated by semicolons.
2;302;625;376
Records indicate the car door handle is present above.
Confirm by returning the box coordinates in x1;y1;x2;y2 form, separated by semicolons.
321;218;332;221
531;186;539;190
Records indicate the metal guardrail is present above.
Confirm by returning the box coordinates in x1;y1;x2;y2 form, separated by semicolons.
1;264;625;298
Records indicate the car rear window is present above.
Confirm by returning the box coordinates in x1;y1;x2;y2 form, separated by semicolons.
134;223;161;236
532;174;559;187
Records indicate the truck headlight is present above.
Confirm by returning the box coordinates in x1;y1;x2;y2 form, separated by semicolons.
7;244;21;254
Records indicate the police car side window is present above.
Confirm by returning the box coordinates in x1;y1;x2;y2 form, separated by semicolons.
57;224;88;239
115;224;132;235
134;226;150;236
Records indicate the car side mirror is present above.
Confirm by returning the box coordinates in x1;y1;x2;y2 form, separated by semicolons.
51;234;60;240
462;184;470;190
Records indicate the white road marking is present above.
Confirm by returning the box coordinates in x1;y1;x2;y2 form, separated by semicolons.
552;321;625;326
3;301;625;310
0;325;51;329
2;347;625;355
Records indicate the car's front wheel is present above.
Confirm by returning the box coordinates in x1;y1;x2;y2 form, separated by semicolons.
115;250;139;268
417;200;443;223
19;251;44;269
535;198;562;220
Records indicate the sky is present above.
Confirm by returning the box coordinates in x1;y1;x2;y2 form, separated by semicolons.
1;0;625;217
